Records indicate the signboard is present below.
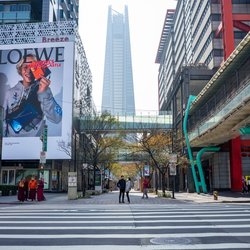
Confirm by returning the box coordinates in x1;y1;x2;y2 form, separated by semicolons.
169;154;177;163
40;151;46;164
169;163;176;176
68;172;77;187
144;165;150;176
95;169;101;186
42;124;48;152
1;42;74;159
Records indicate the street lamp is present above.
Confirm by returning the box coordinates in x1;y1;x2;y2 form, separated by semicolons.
73;130;79;173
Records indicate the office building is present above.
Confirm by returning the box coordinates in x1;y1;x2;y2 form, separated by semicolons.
0;0;93;192
156;0;250;191
0;0;78;24
102;5;135;116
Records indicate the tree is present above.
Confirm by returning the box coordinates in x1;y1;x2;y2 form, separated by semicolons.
81;112;125;188
130;130;172;195
109;162;141;180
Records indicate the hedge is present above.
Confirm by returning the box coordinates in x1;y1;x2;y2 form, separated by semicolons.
0;185;18;196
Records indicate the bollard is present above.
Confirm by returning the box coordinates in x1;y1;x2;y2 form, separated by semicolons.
213;191;218;200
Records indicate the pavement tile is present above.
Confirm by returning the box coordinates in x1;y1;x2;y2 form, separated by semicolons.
1;190;250;205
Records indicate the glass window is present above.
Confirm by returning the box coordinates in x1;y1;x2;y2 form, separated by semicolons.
9;170;15;185
1;169;17;185
2;170;8;184
10;5;17;11
18;4;31;11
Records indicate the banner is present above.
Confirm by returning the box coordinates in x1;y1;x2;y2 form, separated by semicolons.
0;42;74;159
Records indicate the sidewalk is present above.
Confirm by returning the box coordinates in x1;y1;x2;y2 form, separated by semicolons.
174;191;250;203
1;190;250;205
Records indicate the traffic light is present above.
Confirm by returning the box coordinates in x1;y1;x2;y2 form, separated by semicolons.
42;124;48;152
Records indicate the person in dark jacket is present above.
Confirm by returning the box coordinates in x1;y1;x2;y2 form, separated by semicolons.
117;175;126;203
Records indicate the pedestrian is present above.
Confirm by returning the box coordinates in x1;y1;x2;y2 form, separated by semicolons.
17;178;25;202
29;176;37;201
242;176;248;193
37;178;45;201
142;177;149;199
125;177;132;203
24;177;29;201
117;175;126;203
247;177;250;193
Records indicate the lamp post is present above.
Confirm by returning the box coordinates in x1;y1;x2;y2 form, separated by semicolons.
74;131;77;172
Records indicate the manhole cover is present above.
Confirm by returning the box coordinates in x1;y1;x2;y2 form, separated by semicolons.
150;237;192;245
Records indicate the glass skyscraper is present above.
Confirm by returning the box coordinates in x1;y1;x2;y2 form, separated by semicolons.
101;5;135;116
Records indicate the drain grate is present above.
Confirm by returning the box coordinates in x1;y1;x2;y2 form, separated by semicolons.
150;237;194;245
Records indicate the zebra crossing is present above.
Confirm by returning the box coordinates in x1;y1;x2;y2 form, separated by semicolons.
0;204;250;249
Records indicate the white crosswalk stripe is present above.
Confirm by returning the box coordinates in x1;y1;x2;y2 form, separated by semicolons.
0;205;250;249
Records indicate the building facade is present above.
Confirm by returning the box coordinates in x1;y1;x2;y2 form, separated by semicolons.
156;0;250;192
101;5;135;116
0;0;93;192
0;0;78;24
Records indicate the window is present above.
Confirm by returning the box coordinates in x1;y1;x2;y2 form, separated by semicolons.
10;4;17;11
1;170;8;184
18;4;31;11
10;4;30;12
1;169;16;185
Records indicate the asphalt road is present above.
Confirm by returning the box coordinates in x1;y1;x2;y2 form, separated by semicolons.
0;191;250;249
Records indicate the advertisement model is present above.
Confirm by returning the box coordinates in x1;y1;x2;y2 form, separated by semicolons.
0;42;74;160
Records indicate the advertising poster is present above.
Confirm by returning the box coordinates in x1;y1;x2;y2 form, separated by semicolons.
0;42;74;159
144;165;150;176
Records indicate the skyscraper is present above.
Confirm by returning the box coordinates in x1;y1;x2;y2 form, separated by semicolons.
102;5;135;116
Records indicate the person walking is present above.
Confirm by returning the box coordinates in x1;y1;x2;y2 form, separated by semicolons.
29;176;38;201
37;178;45;201
117;175;126;203
142;177;149;199
24;177;29;201
125;177;132;203
17;178;25;202
242;176;248;193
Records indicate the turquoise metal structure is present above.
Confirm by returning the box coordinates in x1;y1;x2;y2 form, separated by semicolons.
196;147;220;193
183;95;220;193
183;96;200;193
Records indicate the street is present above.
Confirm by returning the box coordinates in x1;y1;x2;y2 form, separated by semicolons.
0;191;250;249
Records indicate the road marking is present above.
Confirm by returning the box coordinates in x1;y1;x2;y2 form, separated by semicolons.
0;213;250;219
0;224;250;229
1;232;250;238
0;210;248;215
1;244;250;250
1;218;250;223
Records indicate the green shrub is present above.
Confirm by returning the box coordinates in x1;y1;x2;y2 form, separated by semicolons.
0;185;18;196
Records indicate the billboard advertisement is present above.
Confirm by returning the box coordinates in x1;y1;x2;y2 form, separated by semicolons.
0;42;74;159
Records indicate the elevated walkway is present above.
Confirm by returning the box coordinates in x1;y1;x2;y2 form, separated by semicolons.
187;32;250;147
80;113;172;132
